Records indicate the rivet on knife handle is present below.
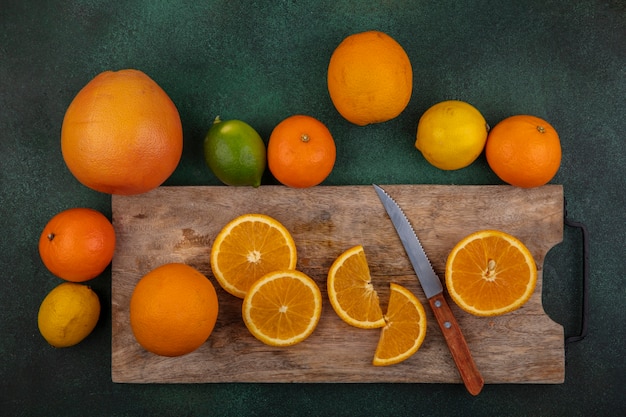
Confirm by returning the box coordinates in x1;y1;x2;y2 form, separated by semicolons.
372;184;484;395
429;293;484;395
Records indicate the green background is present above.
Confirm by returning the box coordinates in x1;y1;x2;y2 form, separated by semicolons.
2;0;624;416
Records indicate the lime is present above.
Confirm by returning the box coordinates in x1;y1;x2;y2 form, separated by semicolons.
38;282;101;348
415;100;489;170
203;117;266;187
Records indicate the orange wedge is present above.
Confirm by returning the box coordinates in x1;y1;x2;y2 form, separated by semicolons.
373;283;428;366
210;213;297;298
327;245;385;329
242;270;322;346
445;229;538;317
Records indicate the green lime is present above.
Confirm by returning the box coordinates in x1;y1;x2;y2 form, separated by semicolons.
203;117;266;187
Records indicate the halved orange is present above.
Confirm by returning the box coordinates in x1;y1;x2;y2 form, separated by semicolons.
327;245;385;329
210;213;297;298
242;269;322;346
373;283;428;366
445;229;538;317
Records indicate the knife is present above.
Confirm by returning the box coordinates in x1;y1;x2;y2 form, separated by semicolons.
373;184;484;395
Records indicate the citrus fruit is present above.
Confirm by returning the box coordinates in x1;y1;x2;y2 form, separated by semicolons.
373;283;428;366
267;114;336;188
242;269;322;347
210;213;297;298
129;263;219;357
485;115;561;188
61;69;183;195
38;282;101;348
445;230;538;317
415;100;489;170
327;245;385;329
327;30;412;126
203;116;266;187
39;208;116;282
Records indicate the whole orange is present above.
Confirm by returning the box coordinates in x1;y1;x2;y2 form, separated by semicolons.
327;30;413;126
129;263;219;357
267;115;336;188
39;208;116;282
61;69;183;195
486;115;561;188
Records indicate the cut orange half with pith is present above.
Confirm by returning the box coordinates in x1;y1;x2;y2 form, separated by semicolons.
210;213;297;298
373;283;428;366
242;269;322;347
327;245;385;329
445;229;538;317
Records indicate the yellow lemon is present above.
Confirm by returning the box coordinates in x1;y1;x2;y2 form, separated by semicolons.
38;282;100;348
415;100;489;170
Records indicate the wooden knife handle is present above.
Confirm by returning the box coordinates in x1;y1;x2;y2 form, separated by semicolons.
429;293;484;395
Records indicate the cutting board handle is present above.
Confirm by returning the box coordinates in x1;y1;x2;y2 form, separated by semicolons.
563;201;589;345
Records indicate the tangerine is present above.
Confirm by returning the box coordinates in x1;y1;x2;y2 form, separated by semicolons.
129;263;219;357
61;69;183;195
39;208;116;282
267;115;336;188
327;31;413;125
485;115;561;188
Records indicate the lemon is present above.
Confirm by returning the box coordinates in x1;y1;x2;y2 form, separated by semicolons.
38;282;101;348
415;100;489;170
203;117;266;187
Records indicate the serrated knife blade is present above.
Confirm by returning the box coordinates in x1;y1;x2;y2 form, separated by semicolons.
373;186;442;299
373;184;484;395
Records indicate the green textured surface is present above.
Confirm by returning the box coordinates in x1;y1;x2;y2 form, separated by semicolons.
1;0;624;416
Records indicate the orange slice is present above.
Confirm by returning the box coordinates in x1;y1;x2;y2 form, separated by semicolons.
327;245;385;329
210;213;297;298
242;270;322;346
373;283;428;366
445;229;538;317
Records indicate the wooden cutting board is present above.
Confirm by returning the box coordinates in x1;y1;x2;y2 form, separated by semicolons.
111;185;565;384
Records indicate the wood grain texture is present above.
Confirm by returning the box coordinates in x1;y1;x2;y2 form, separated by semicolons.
111;185;565;384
